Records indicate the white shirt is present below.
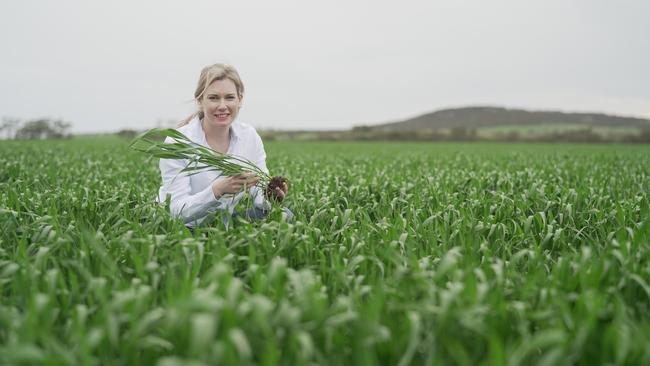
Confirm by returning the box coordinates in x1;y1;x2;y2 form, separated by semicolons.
158;116;270;227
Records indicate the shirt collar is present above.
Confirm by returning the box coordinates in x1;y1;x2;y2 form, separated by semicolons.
229;122;241;142
190;115;241;145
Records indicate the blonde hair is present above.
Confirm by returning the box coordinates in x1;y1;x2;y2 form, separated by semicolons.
178;63;245;127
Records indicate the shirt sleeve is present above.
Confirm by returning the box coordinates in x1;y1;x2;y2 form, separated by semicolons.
158;141;224;224
248;130;272;210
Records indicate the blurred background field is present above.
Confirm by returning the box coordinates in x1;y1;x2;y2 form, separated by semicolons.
1;137;649;365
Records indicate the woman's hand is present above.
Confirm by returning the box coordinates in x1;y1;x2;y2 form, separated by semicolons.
265;176;289;203
212;173;259;199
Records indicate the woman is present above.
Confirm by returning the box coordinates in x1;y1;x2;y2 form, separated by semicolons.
158;63;290;228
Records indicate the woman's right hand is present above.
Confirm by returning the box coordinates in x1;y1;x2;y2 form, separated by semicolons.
212;173;259;199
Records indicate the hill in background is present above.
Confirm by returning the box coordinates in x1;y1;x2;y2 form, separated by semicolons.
259;106;650;143
362;106;650;131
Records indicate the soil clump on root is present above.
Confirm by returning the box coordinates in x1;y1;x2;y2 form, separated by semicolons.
266;176;288;200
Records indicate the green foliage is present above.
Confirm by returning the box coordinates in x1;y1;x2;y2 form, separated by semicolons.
0;138;649;365
130;128;271;187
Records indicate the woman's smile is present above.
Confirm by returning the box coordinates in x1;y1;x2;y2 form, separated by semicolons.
215;113;230;121
201;78;242;127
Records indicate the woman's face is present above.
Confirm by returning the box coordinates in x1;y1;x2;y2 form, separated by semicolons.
200;78;242;128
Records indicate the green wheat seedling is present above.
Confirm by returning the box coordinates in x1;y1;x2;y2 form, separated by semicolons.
129;128;272;189
1;138;649;365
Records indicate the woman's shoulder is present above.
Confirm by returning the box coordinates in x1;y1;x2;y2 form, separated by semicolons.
164;118;200;144
234;121;257;132
177;124;191;134
177;118;199;135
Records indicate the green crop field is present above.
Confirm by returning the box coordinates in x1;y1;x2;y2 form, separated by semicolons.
1;137;649;365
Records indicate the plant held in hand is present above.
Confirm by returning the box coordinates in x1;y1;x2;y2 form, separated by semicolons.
130;128;286;198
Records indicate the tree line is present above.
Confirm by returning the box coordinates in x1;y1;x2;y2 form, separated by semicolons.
260;126;650;143
1;117;72;140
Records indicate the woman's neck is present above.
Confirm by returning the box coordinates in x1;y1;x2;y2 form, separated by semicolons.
202;120;231;153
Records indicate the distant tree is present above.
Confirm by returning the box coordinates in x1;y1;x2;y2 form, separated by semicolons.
15;118;73;139
116;129;139;139
1;117;21;140
635;128;650;143
502;131;521;142
16;119;52;139
352;125;372;132
449;127;477;141
52;119;72;138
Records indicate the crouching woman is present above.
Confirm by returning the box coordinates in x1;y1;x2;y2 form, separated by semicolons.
158;63;291;229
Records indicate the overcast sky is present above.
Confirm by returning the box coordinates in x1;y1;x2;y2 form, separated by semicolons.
1;0;649;133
